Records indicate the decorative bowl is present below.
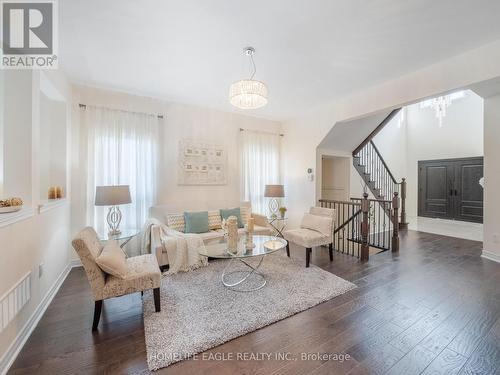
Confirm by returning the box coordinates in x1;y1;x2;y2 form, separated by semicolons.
263;239;286;251
0;205;22;214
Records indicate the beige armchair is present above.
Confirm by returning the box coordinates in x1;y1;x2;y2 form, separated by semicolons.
72;227;162;331
283;207;336;267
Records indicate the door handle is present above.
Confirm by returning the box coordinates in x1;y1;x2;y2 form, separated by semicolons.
455;189;458;196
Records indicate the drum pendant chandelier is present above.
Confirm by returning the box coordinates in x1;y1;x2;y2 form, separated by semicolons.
229;47;268;109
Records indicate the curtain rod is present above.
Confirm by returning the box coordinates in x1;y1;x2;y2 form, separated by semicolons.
239;128;284;137
79;103;164;119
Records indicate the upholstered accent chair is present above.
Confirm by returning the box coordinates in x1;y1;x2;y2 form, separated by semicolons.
72;227;162;331
283;207;336;267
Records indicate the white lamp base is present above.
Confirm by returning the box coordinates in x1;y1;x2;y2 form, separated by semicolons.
107;206;122;236
268;198;279;218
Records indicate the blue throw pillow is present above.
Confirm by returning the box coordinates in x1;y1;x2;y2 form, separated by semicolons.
220;207;244;228
184;211;209;234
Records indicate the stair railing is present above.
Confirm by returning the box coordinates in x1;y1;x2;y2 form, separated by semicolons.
354;140;399;200
352;108;408;228
318;199;362;258
319;193;400;261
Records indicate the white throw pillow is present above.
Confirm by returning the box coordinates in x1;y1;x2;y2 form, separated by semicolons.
166;213;185;232
300;213;333;237
96;241;128;279
208;210;222;230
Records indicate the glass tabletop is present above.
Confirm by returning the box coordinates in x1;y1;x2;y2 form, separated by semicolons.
268;216;287;221
199;235;287;259
99;228;140;242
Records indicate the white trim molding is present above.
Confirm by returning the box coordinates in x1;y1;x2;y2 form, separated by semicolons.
0;261;80;375
69;258;82;268
481;250;500;264
38;198;68;214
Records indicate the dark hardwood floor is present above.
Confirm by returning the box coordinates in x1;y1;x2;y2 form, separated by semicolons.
9;230;500;374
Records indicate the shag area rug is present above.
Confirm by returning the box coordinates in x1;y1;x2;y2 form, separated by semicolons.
143;252;356;371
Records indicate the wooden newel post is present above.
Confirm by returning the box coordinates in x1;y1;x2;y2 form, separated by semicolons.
361;193;370;261
399;178;408;229
392;192;400;252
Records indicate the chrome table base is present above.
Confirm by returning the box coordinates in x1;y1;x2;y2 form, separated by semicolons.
221;255;267;292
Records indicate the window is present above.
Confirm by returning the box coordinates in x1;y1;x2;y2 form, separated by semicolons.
240;130;281;214
81;105;159;234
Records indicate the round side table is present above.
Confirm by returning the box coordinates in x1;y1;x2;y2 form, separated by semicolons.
268;216;287;238
99;228;139;249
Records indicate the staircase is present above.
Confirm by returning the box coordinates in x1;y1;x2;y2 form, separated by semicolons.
353;140;399;201
319;108;408;261
352;108;408;229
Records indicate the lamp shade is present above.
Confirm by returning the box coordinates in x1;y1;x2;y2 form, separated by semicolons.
229;79;268;109
95;185;131;206
264;184;285;198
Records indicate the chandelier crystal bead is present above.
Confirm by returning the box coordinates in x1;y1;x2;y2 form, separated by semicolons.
419;91;466;127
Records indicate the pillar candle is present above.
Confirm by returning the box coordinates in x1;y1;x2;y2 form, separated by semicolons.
48;186;57;200
247;217;254;233
55;186;63;199
227;216;238;252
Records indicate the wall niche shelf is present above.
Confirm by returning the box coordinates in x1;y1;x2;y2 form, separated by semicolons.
38;198;68;214
0;207;35;228
38;81;67;205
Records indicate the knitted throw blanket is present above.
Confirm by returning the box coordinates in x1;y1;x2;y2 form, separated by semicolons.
141;218;208;274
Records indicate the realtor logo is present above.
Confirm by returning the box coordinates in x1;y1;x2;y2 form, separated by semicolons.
1;0;58;69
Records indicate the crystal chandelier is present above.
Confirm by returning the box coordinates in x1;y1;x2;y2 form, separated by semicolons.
431;96;451;127
229;47;268;109
420;91;466;127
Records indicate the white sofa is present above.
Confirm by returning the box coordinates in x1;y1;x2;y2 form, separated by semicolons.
149;201;271;267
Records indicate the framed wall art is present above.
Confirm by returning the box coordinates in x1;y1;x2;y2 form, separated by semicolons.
178;139;227;185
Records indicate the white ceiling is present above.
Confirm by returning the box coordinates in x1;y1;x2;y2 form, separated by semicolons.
318;110;392;152
60;0;500;121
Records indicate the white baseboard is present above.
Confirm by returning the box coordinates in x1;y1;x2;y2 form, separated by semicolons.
69;258;82;268
481;250;500;264
0;261;80;375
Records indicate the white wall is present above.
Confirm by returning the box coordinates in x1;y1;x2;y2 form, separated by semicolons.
371;91;484;219
3;72;32;203
155;102;282;208
371;110;408;182
39;93;67;201
0;71;4;198
405;92;483;219
283;38;500;229
70;85;282;254
0;70;73;372
483;94;500;262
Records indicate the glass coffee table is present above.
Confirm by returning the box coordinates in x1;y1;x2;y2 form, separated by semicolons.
199;235;287;292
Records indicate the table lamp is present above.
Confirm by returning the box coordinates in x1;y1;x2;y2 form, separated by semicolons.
95;185;131;235
264;184;284;218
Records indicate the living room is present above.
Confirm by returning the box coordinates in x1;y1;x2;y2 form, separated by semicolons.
3;1;500;374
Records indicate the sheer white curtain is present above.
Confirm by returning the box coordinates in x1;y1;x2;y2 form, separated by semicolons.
240;130;281;214
82;105;159;234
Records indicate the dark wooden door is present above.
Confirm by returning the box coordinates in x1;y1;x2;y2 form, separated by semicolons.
418;160;455;219
418;157;483;223
454;158;483;223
